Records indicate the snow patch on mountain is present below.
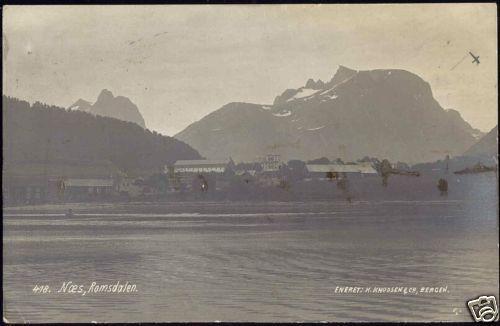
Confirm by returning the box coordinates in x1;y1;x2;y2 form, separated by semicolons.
306;125;325;131
288;88;320;101
273;110;292;117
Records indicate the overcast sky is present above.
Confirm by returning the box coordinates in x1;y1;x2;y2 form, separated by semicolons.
3;4;497;136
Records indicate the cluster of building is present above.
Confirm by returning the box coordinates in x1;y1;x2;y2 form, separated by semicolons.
2;175;162;205
3;154;379;205
3;176;116;205
165;154;378;192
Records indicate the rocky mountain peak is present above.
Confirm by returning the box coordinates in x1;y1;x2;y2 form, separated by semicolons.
96;89;115;103
68;98;93;112
328;65;358;86
305;78;325;90
70;89;146;129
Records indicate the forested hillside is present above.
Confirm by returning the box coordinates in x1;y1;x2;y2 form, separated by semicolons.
3;96;201;176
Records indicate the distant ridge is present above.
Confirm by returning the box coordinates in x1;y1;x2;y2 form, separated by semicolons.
464;125;498;158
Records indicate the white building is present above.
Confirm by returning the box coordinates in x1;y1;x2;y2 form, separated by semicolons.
169;159;229;174
63;178;115;193
260;154;281;172
58;178;116;200
306;162;377;179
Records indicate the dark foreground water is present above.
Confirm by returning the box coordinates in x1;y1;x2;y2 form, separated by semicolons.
3;200;499;322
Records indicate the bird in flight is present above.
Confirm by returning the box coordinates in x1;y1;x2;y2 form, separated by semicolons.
469;51;480;65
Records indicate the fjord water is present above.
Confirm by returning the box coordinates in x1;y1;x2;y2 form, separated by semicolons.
3;200;498;322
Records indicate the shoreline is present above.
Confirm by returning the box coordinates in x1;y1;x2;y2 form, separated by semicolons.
2;197;489;214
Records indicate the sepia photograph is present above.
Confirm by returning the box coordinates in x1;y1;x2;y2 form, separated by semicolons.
2;3;499;323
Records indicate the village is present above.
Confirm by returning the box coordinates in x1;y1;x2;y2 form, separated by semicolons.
2;154;387;205
4;152;497;206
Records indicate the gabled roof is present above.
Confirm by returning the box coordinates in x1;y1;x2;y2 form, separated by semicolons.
65;179;114;187
306;162;377;174
235;170;257;176
174;159;229;167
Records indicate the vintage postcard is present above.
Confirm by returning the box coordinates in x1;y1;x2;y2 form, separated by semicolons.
2;4;498;323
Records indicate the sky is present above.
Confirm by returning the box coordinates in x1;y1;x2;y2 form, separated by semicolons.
3;4;497;136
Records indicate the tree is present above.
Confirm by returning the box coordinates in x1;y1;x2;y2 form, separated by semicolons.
437;178;448;196
379;159;393;187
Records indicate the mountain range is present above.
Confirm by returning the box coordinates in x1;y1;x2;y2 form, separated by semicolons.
69;89;146;128
175;66;484;164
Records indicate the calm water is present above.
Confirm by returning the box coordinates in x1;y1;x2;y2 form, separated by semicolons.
3;200;499;322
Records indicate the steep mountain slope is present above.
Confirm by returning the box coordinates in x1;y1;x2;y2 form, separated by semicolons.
177;102;286;161
3;96;201;175
69;89;146;128
176;66;482;163
464;125;498;157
